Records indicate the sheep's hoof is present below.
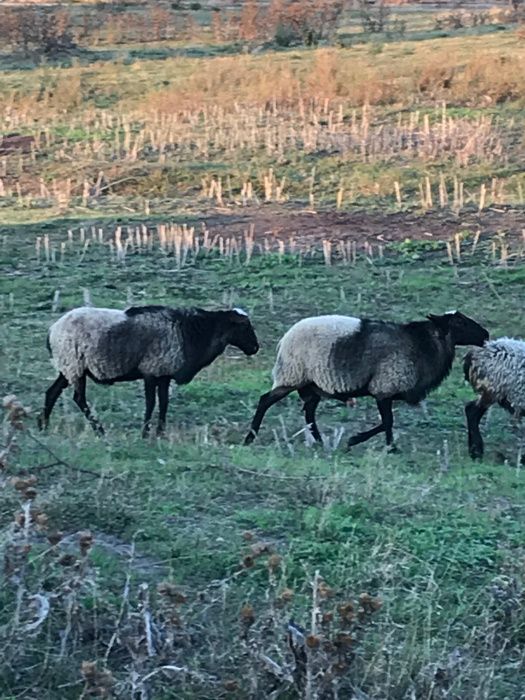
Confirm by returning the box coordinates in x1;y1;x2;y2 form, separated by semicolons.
37;415;47;431
386;443;398;454
346;435;361;450
469;447;483;460
468;441;484;460
244;431;256;446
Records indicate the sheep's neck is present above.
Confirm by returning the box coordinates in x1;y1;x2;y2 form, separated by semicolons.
405;327;455;403
175;314;226;384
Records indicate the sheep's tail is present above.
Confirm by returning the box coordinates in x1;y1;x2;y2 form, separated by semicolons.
271;337;285;386
463;350;473;382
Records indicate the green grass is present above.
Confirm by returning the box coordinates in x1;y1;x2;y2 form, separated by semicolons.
1;7;525;696
0;22;523;218
1;220;525;697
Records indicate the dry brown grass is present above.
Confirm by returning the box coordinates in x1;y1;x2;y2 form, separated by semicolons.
0;28;523;215
1;31;523;117
0;0;347;52
0;97;507;207
1;397;386;700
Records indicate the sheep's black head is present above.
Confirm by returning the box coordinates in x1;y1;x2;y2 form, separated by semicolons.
428;311;489;347
224;308;259;356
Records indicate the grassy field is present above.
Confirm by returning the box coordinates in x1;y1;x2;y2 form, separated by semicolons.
2;220;525;698
2;3;525;699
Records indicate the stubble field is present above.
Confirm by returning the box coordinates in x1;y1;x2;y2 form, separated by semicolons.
1;3;525;698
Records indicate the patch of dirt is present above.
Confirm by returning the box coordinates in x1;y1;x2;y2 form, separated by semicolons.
198;204;525;246
57;531;169;577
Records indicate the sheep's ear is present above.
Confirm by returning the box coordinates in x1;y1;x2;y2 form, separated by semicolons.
227;309;250;324
427;314;450;331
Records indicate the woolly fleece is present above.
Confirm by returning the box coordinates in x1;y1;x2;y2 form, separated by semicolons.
48;306;184;384
466;337;525;412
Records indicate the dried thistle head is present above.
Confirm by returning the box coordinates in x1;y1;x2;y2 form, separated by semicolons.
359;592;382;613
78;530;94;555
81;661;97;680
242;530;254;541
338;601;355;624
223;679;239;692
81;660;115;695
306;634;321;649
35;513;49;530
333;632;353;649
47;530;64;546
2;395;28;429
243;555;255;569
157;582;187;604
250;541;272;557
240;604;255;626
318;580;335;599
279;587;294;604
11;476;37;491
267;553;282;571
59;554;77;567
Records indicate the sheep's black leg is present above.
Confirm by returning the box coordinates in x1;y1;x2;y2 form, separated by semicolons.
142;377;157;438
347;398;395;450
346;423;385;449
73;375;105;436
298;387;322;444
244;386;293;445
465;399;488;459
377;398;395;448
156;377;170;436
38;373;68;430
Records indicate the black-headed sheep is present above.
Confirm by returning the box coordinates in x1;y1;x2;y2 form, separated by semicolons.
464;338;525;459
39;305;259;436
244;311;488;450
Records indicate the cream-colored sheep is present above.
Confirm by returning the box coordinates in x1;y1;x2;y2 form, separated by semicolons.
48;307;185;384
245;311;488;450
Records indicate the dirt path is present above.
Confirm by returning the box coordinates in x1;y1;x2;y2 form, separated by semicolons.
198;205;525;246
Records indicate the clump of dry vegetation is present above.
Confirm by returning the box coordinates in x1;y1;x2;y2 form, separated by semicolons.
1;92;520;215
0;4;201;52
1;28;523;216
0;0;346;54
0;396;386;698
0;6;77;56
435;4;525;31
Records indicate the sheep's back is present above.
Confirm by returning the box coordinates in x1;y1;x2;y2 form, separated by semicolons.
49;308;129;382
333;321;420;398
272;316;432;398
466;338;525;411
48;306;186;383
129;312;185;377
272;315;364;392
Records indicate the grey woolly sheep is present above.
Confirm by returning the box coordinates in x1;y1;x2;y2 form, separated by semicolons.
244;311;488;450
38;305;259;436
464;338;525;459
